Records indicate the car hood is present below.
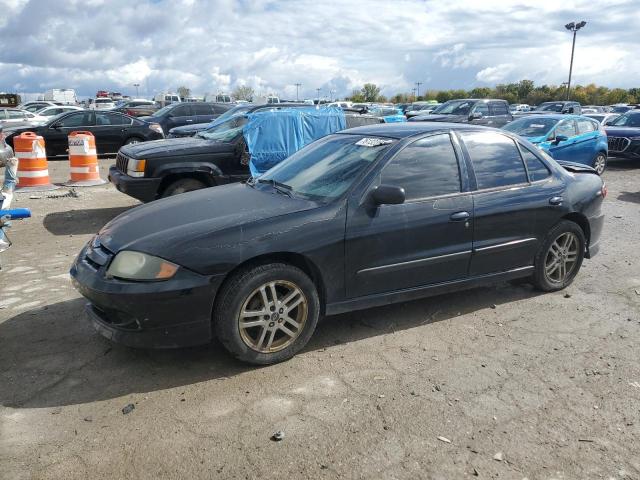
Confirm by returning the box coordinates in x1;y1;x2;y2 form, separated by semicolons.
97;182;319;265
604;126;640;136
169;123;211;134
119;137;234;158
412;114;468;122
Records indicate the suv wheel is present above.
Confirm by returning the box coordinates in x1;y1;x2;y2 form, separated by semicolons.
161;178;207;197
532;220;585;292
214;263;320;365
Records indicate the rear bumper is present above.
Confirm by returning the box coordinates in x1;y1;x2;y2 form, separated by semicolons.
586;212;605;258
109;165;161;203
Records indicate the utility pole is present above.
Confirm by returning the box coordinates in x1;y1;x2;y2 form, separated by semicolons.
415;82;423;99
316;88;321;102
294;83;302;101
329;89;336;102
133;83;140;97
564;21;586;100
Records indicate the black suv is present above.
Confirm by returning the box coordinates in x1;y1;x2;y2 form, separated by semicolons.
139;102;233;134
408;98;513;127
531;101;581;114
109;105;383;202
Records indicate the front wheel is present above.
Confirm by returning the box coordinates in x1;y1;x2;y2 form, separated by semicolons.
592;152;607;175
213;263;320;364
532;220;585;292
161;178;207;197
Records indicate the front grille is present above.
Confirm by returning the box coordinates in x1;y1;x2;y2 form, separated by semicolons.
115;152;129;173
608;136;630;152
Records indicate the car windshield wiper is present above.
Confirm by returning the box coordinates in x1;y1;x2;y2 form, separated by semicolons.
257;178;294;197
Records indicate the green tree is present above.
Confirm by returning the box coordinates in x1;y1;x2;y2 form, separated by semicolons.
177;85;191;99
349;88;365;103
232;85;255;101
516;80;534;102
361;83;381;102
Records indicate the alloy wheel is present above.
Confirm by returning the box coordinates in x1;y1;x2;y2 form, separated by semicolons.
593;154;606;175
238;280;308;353
544;232;580;284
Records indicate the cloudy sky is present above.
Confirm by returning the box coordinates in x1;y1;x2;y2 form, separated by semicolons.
0;0;638;100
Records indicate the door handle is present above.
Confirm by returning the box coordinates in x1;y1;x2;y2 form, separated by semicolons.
450;211;470;221
549;196;563;205
186;119;193;122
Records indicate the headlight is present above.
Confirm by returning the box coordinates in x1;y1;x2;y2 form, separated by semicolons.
126;159;146;178
107;251;178;281
149;123;164;136
629;137;640;141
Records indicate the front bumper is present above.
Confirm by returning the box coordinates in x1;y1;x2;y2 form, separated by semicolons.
70;242;224;348
109;165;161;203
609;139;640;160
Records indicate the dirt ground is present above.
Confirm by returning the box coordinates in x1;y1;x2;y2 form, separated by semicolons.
1;156;639;480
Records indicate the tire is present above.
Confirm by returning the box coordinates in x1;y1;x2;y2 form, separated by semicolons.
532;220;586;292
213;263;320;365
161;178;207;197
124;137;143;146
592;152;607;175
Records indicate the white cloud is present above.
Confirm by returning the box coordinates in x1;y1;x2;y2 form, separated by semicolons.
0;0;638;99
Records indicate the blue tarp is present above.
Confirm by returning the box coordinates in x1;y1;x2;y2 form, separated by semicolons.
244;107;347;176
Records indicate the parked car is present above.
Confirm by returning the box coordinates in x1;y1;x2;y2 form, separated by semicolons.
509;103;531;113
89;98;116;110
18;101;60;113
604;110;640;160
30;105;84;122
503;114;608;174
166;103;308;138
154;93;181;106
410;99;513;127
0;108;37;126
584;113;620;126
531;101;581;115
71;122;605;364
110;106;346;201
581;105;607;114
139;102;231;135
0;93;21;108
3;110;164;156
610;105;633;114
112;99;158;116
366;106;406;123
405;103;441;119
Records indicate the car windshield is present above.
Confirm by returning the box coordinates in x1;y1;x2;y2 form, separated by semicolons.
503;117;557;137
609;113;640;127
209;105;252;125
151;105;174;117
612;106;631;113
432;100;474;115
255;134;396;202
585;114;604;122
537;102;565;112
196;115;248;141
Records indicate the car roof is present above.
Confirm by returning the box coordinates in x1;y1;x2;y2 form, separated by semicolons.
246;103;308;112
340;122;489;139
515;114;582;120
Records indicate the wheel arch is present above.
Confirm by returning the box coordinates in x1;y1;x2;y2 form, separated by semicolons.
213;252;328;316
561;212;591;256
157;171;217;196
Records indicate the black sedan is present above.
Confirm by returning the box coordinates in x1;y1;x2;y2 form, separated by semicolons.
604;110;640;160
3;110;164;156
71;123;605;364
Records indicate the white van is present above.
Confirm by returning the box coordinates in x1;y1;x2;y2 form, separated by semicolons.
43;88;78;105
153;93;181;107
88;97;116;110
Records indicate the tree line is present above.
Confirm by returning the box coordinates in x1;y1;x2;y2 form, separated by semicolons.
348;80;639;106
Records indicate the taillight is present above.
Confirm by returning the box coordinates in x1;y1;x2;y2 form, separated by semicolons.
601;183;607;198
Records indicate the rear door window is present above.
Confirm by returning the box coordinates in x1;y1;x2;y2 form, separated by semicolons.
171;105;191;117
489;102;509;116
57;112;93;127
461;131;528;189
519;145;551;182
193;104;214;115
381;134;461;201
577;119;595;134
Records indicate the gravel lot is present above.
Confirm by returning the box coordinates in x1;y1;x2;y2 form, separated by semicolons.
1;156;639;479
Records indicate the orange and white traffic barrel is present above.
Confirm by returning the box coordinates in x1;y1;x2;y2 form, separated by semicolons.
14;132;58;192
65;131;106;186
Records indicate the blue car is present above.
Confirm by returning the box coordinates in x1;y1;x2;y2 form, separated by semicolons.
368;106;407;123
503;114;608;175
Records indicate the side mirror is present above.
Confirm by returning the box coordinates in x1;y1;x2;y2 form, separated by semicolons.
371;185;405;206
554;134;568;144
470;111;482;120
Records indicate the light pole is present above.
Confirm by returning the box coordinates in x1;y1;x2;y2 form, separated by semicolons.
415;81;423;99
329;89;336;102
133;83;140;97
411;88;416;101
564;21;586;100
316;88;321;103
294;82;302;101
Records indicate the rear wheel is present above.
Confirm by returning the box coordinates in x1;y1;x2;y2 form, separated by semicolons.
213;263;320;365
161;178;207;197
592;152;607;175
532;220;585;292
124;137;143;146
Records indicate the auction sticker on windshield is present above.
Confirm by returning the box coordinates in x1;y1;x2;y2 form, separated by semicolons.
355;138;394;147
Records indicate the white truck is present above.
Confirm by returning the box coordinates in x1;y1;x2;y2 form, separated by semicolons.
43;88;78;105
153;93;181;107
